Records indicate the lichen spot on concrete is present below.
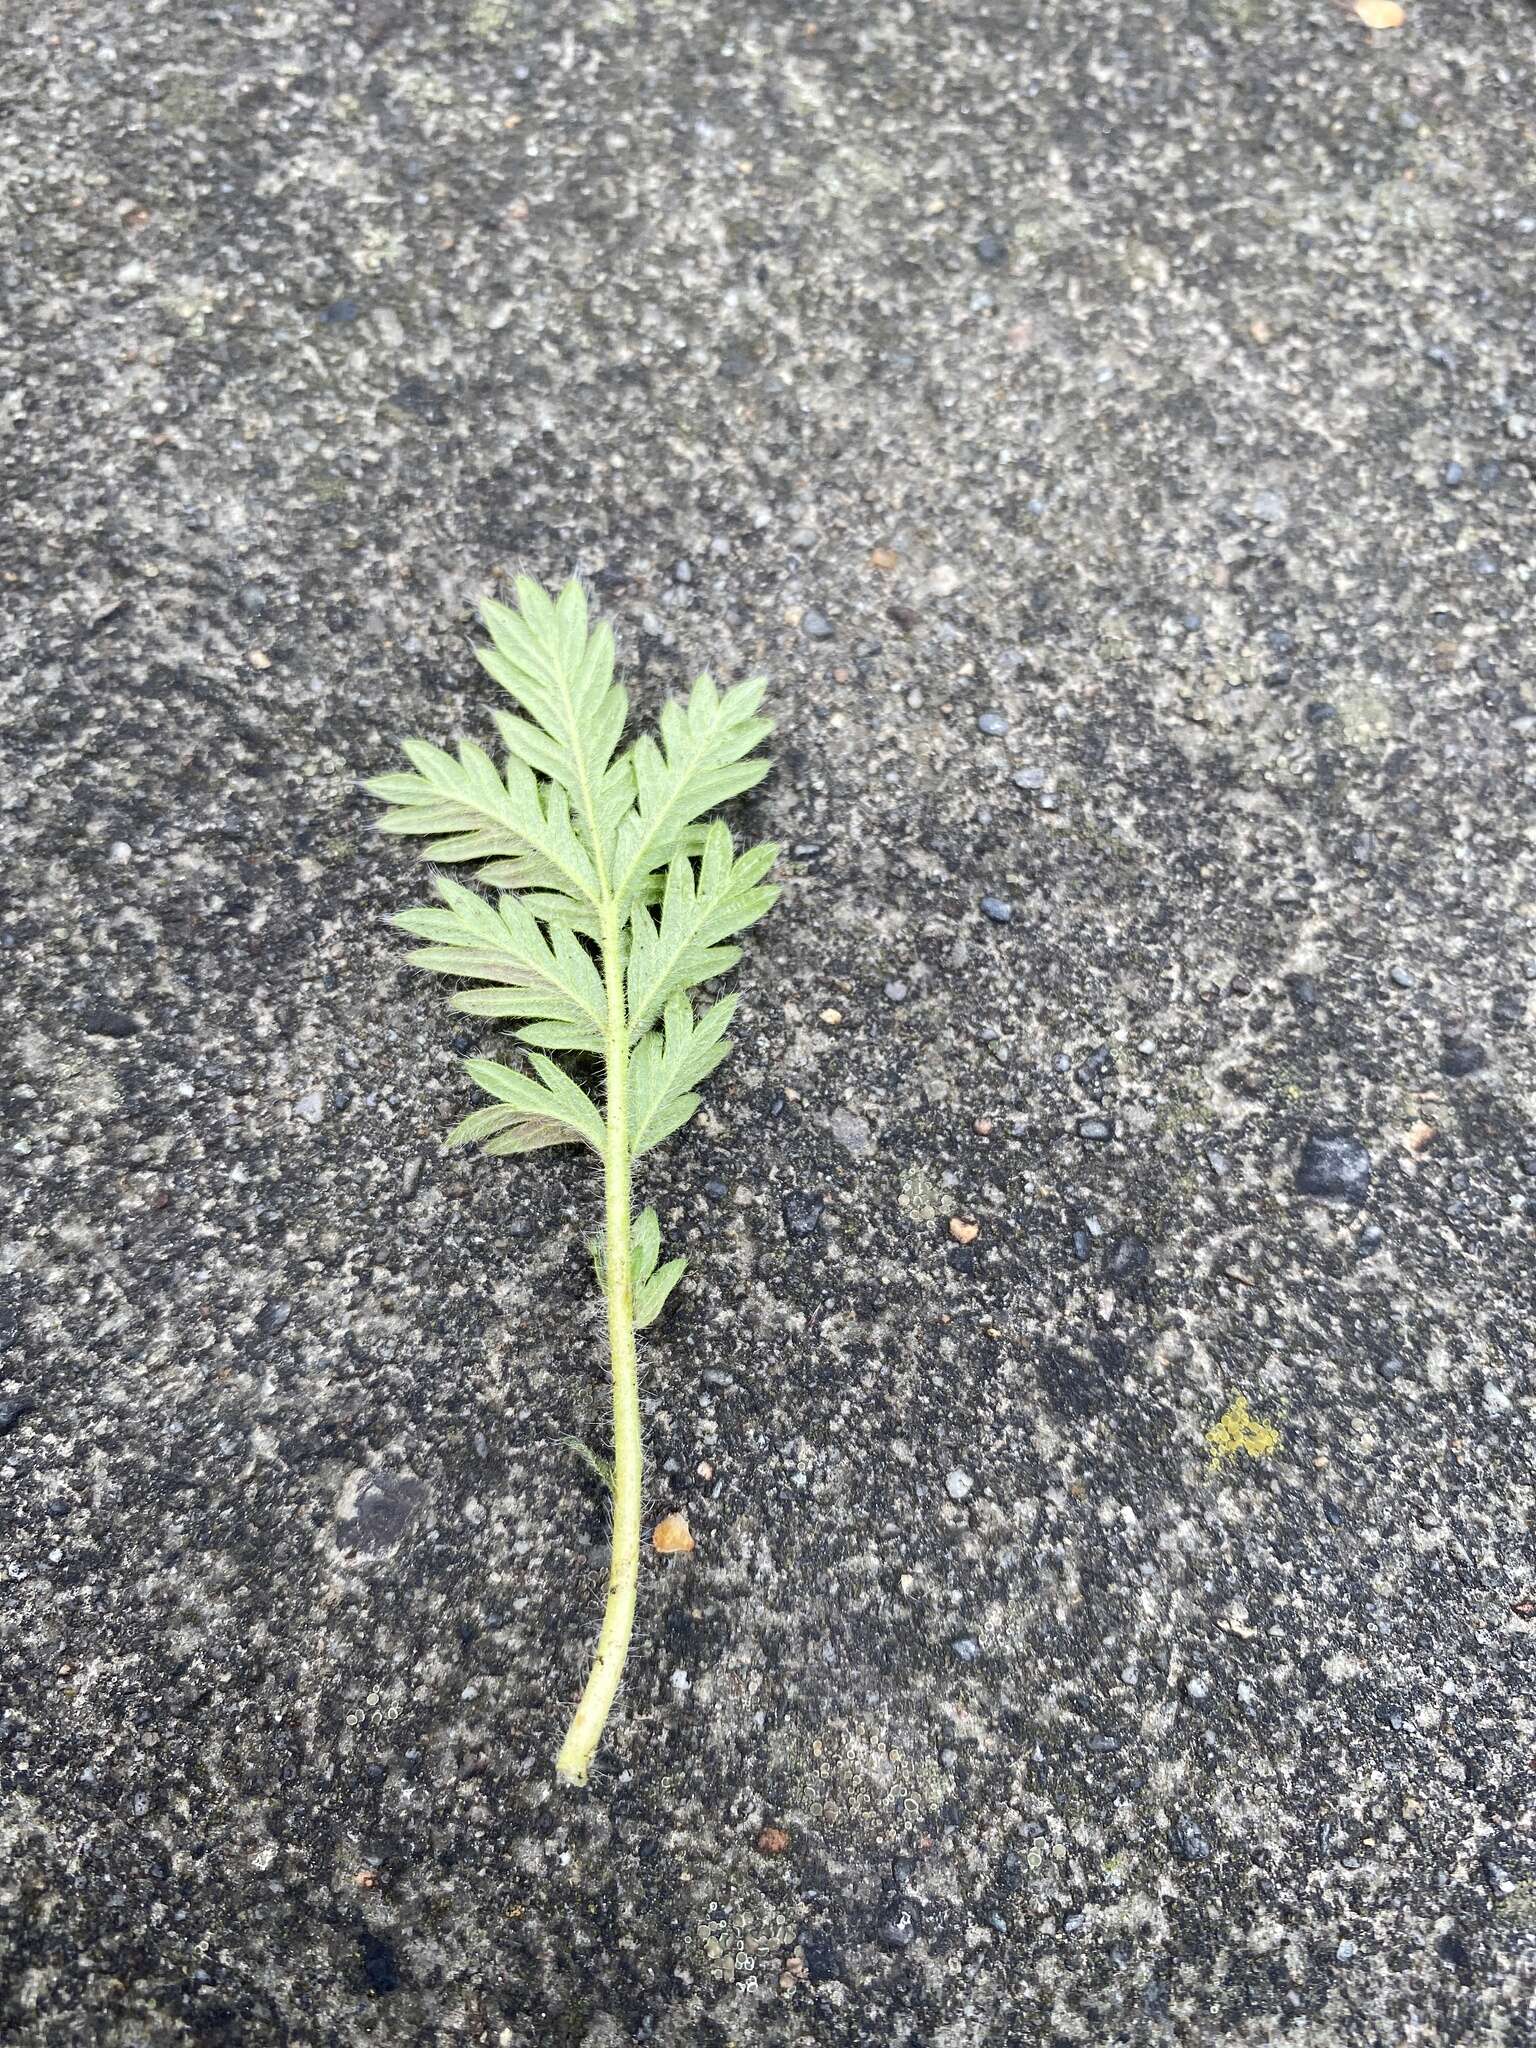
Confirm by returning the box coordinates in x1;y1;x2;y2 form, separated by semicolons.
1205;1395;1281;1469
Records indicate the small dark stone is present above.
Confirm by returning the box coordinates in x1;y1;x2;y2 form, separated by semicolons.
1306;702;1338;726
0;1397;38;1437
359;1931;400;1996
947;1245;976;1276
1439;1930;1474;1982
977;711;1008;736
1286;974;1319;1009
1076;1044;1114;1091
1295;1131;1371;1203
391;375;448;423
1377;1357;1404;1382
1170;1817;1213;1863
1442;460;1465;487
1228;975;1252;997
1476;460;1502;488
781;1190;825;1238
878;1899;922;1950
979;896;1012;924
81;1004;137;1039
1072;1229;1090;1262
801;1933;844;1985
340;1472;424;1559
1077;1118;1111;1142
975;233;1008;267
1107;1235;1149;1279
332;1082;354;1111
703;1178;728;1202
1491;988;1525;1029
322;298;362;324
1441;1042;1486;1078
801;609;834;640
256;1300;292;1336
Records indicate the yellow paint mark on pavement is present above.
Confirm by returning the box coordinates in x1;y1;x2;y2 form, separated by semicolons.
1206;1395;1281;1469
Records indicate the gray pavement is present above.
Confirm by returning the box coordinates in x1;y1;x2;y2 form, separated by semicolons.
3;2;1534;2041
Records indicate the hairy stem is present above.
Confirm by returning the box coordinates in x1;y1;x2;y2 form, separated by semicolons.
555;903;641;1788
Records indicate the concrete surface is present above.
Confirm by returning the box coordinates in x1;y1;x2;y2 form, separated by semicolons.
4;2;1535;2041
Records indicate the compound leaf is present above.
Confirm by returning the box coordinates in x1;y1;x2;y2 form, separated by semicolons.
628;992;738;1158
610;673;773;907
478;578;633;871
461;1052;605;1154
392;873;606;1051
625;820;779;1038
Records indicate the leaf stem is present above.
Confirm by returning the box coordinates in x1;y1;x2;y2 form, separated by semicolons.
555;902;642;1788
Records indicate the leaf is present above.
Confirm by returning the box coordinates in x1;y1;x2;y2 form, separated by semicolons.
442;1102;530;1149
462;1053;606;1154
367;738;600;903
392;874;606;1050
1354;0;1404;26
478;578;633;870
626;1205;687;1325
363;575;777;1785
628;992;738;1157
635;1256;687;1329
629;1206;662;1287
564;1436;615;1493
610;673;773;907
625;820;779;1038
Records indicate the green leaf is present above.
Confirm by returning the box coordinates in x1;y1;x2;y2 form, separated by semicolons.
625;820;779;1038
628;992;738;1157
392;875;607;1045
629;1206;662;1287
634;1257;686;1329
625;1207;686;1326
363;575;778;1783
563;1436;615;1493
442;1102;529;1149
477;577;633;872
463;1052;606;1154
610;673;773;907
368;737;600;903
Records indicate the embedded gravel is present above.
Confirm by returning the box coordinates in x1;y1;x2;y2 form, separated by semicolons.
4;4;1535;2044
